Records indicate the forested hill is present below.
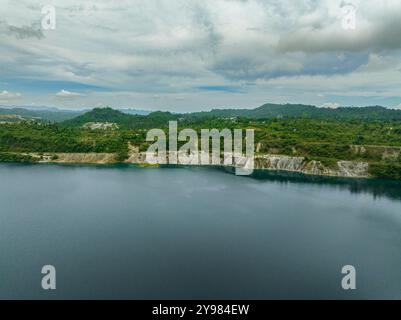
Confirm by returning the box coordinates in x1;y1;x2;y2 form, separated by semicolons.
62;104;401;127
60;107;180;128
4;103;401;126
191;104;401;121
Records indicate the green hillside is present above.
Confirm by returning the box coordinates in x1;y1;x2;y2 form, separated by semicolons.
4;103;401;126
192;104;401;121
60;104;401;129
61;107;180;128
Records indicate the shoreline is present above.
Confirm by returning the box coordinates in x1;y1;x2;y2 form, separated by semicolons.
0;150;377;179
0;152;383;180
1;149;400;180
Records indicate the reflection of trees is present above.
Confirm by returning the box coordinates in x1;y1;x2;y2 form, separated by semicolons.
224;167;401;202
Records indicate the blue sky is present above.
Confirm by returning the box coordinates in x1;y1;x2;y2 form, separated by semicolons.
1;0;401;111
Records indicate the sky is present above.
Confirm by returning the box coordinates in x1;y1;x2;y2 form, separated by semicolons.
1;0;401;111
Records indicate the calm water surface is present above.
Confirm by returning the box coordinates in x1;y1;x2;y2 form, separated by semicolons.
0;163;401;299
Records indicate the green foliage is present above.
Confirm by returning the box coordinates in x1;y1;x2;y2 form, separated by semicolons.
294;143;353;159
191;104;401;121
369;163;401;179
0;122;129;154
0;152;38;163
61;107;181;129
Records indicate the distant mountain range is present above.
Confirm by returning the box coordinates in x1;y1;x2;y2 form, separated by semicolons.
0;107;84;122
0;106;151;123
0;104;63;111
190;103;401;121
2;103;401;125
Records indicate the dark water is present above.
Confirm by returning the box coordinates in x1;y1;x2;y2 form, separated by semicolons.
1;163;401;299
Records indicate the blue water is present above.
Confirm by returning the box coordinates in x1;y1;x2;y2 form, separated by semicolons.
0;163;401;299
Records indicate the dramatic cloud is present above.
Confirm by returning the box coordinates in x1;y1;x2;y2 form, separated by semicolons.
0;0;400;110
277;1;401;53
0;20;44;39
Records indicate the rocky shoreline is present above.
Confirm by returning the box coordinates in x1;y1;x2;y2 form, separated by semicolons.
10;150;370;179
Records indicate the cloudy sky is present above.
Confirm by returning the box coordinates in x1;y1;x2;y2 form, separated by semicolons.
1;0;401;111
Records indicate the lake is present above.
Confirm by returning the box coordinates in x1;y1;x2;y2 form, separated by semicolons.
0;163;401;299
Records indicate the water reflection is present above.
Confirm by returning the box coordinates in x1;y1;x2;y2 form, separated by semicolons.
219;167;401;202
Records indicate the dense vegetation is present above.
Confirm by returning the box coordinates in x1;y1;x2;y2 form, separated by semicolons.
60;107;181;129
1;104;401;179
0;152;38;163
190;104;401;121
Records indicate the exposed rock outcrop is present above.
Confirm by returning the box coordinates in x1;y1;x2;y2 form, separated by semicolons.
82;122;119;130
48;153;116;164
125;147;370;178
255;155;369;178
30;142;371;178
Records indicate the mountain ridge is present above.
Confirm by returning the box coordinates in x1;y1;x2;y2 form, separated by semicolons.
3;103;401;125
63;103;401;127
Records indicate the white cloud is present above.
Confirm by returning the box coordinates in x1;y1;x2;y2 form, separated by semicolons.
389;104;401;110
56;89;83;98
0;90;21;101
357;54;398;72
319;102;341;109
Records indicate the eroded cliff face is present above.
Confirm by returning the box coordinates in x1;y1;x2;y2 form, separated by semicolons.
41;153;116;164
30;142;370;178
255;155;305;172
254;155;369;178
124;147;370;178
